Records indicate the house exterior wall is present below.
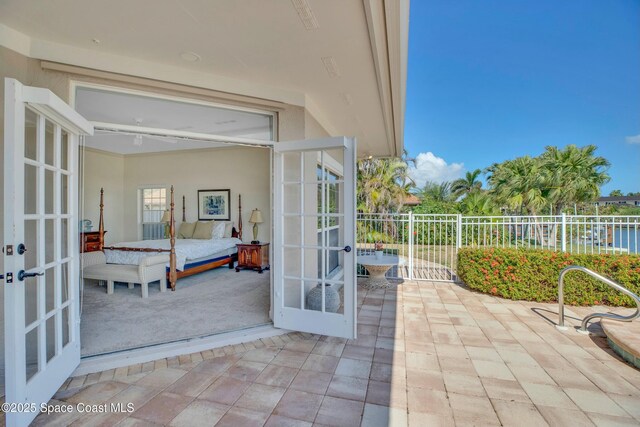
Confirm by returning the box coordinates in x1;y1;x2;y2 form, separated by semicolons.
0;44;331;393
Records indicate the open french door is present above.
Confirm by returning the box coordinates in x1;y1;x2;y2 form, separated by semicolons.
273;137;357;339
3;79;93;427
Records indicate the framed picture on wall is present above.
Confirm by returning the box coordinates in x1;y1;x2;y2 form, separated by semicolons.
198;189;231;221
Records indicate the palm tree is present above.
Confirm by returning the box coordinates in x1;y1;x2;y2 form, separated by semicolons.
451;169;482;199
486;156;551;215
417;181;454;203
357;151;415;214
459;191;498;215
541;145;610;212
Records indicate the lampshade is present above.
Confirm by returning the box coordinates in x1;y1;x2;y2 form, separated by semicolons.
249;209;263;224
160;210;171;223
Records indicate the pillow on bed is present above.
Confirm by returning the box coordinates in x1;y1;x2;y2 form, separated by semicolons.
215;221;234;238
212;222;226;239
192;221;215;239
177;222;196;239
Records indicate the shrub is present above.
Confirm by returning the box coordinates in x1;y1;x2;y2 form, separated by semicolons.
457;247;640;307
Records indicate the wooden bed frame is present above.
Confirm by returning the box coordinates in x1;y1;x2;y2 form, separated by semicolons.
97;187;243;291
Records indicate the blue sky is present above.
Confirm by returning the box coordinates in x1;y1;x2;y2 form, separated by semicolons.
405;0;640;195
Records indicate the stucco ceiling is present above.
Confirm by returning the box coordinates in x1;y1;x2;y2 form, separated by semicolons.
0;0;408;157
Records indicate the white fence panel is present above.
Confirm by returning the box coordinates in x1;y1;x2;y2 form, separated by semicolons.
356;214;640;283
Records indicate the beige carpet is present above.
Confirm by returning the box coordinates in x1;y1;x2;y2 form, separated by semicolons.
80;267;271;357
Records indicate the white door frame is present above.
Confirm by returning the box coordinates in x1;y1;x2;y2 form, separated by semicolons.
3;78;93;427
273;136;357;339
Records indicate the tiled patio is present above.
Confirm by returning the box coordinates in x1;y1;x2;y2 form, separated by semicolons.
24;280;640;426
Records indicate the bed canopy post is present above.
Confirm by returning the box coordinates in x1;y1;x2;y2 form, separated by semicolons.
182;195;186;222
99;187;105;251
238;194;243;240
169;186;177;291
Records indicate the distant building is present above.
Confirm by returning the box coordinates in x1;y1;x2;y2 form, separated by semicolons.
596;195;640;207
403;194;421;207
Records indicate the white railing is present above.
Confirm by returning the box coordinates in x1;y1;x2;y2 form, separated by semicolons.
356;213;640;282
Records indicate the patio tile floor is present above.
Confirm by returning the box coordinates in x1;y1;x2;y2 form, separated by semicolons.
26;280;640;426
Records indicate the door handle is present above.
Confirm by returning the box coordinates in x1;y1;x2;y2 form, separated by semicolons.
18;270;44;281
342;246;352;253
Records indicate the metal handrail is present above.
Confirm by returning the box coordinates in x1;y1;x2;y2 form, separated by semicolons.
557;265;640;333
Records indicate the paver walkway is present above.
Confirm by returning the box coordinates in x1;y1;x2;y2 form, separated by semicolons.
18;280;640;426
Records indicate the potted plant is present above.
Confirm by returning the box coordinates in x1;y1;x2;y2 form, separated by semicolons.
374;241;384;259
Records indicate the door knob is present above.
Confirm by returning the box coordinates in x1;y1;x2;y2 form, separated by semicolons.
18;270;44;281
342;246;352;253
17;244;27;255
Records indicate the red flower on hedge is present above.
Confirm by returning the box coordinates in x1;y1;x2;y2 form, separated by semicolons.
490;287;498;295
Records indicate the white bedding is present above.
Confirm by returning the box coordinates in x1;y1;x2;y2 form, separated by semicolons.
104;238;241;271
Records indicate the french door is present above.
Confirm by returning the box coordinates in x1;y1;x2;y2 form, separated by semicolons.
3;78;93;427
273;137;357;339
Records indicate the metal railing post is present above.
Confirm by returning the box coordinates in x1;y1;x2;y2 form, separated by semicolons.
456;214;462;249
557;265;640;333
561;213;567;252
408;212;414;280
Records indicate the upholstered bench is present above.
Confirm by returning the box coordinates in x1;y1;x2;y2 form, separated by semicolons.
82;251;169;298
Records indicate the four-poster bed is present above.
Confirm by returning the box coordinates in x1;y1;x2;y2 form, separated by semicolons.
96;187;243;291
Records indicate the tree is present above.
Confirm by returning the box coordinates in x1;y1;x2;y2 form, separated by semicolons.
451;169;482;199
416;181;455;203
541;144;610;212
459;191;498;215
486;156;551;215
357;152;414;214
609;189;623;197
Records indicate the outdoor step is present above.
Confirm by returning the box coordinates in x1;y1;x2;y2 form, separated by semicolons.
602;319;640;369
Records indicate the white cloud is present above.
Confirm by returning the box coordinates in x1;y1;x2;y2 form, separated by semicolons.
626;135;640;144
409;152;465;188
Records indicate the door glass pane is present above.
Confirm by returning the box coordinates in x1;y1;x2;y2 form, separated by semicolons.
61;174;69;214
25;164;38;214
61;130;69;170
283;152;302;181
284;278;304;309
25;108;38;160
26;328;39;381
283;216;302;245
45;267;56;313
25;276;38;326
61;262;70;304
45;119;55;166
45;219;55;264
45;169;55;214
62;306;70;348
24;220;38;270
283;184;301;214
61;218;69;259
46;315;56;362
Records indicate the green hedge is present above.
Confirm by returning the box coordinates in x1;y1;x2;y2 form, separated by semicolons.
457;247;640;307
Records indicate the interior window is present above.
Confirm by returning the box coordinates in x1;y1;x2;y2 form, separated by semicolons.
141;187;167;240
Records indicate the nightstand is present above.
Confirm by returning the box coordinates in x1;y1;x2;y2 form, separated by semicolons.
80;231;105;253
236;243;270;273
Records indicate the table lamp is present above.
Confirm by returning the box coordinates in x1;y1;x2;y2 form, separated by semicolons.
249;208;263;244
161;209;171;238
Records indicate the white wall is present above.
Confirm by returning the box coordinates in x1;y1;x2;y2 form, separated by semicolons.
304;110;331;139
81;148;125;245
120;146;271;243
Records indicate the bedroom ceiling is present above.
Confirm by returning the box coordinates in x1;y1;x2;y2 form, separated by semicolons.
76;86;273;154
0;0;409;158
